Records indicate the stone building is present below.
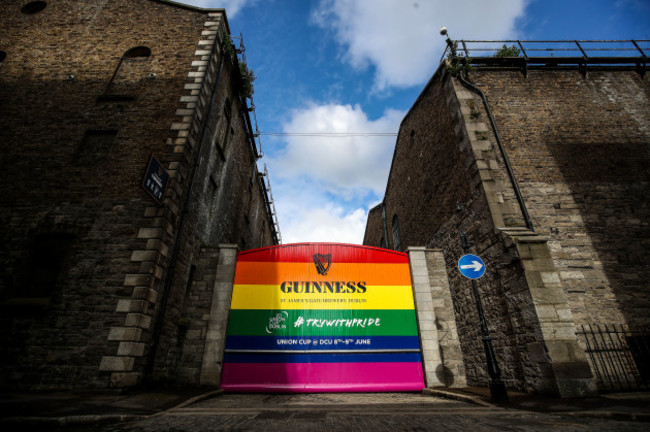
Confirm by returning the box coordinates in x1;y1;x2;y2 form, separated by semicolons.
0;0;279;390
364;40;650;396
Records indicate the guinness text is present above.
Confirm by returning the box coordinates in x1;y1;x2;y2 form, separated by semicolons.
280;281;367;294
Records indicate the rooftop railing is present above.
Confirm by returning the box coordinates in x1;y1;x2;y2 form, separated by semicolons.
442;40;649;76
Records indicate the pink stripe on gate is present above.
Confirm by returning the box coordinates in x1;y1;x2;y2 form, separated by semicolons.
221;362;425;392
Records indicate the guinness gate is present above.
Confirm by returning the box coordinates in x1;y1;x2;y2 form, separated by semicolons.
220;243;425;392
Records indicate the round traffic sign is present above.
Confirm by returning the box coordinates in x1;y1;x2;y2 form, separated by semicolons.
458;254;486;279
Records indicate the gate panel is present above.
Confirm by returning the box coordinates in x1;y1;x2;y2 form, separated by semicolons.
221;243;425;392
578;324;650;392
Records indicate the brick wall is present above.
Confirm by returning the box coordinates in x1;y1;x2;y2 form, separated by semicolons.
365;70;530;390
149;30;277;385
363;70;476;251
0;0;276;389
469;69;650;328
364;64;649;395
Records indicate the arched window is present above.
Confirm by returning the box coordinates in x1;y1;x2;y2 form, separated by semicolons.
124;46;151;59
392;214;402;251
21;1;47;14
101;46;152;99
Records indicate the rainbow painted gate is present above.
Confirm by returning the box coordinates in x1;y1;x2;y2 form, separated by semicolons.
221;243;425;392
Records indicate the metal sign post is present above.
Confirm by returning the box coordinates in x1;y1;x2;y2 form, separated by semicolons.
459;232;509;403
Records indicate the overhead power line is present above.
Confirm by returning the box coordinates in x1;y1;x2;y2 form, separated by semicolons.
258;132;398;137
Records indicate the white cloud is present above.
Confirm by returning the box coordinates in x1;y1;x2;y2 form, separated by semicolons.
178;0;253;17
269;172;370;244
312;0;528;90
267;103;403;244
270;103;403;198
279;203;369;245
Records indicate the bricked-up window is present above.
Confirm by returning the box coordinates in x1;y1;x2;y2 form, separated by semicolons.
392;215;402;251
26;233;75;299
215;98;233;157
76;130;117;163
102;46;152;98
21;1;47;14
124;46;151;59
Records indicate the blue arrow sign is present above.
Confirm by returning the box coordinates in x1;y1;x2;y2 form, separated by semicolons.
458;254;486;279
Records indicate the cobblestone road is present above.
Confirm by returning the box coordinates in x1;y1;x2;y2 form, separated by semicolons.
93;393;647;432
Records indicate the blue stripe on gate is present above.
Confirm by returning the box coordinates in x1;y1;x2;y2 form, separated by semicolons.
225;335;421;352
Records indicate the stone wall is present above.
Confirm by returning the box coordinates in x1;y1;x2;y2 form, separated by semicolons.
408;248;466;388
362;63;650;396
364;69;532;391
465;69;650;329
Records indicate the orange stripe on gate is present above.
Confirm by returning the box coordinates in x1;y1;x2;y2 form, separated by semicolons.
233;262;412;286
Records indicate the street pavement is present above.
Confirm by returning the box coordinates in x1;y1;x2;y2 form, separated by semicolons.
4;391;647;432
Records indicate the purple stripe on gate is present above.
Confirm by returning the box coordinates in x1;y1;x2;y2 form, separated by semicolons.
221;362;425;392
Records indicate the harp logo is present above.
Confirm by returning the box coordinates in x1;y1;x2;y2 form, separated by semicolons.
312;254;332;276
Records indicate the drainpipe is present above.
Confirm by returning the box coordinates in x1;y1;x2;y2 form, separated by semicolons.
456;70;534;232
144;40;227;378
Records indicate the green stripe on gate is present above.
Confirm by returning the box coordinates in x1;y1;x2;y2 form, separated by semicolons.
227;309;419;336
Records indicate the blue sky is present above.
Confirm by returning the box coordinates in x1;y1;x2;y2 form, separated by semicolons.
180;0;649;245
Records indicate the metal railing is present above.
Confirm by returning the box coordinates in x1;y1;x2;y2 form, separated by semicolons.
577;324;650;392
259;164;282;244
442;40;649;75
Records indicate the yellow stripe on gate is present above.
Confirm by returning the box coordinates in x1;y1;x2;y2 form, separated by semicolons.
230;284;416;310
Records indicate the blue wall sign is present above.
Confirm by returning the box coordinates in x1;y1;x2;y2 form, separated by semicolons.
458;254;486;279
141;155;169;203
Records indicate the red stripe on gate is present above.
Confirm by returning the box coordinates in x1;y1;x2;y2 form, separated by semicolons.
237;243;408;264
